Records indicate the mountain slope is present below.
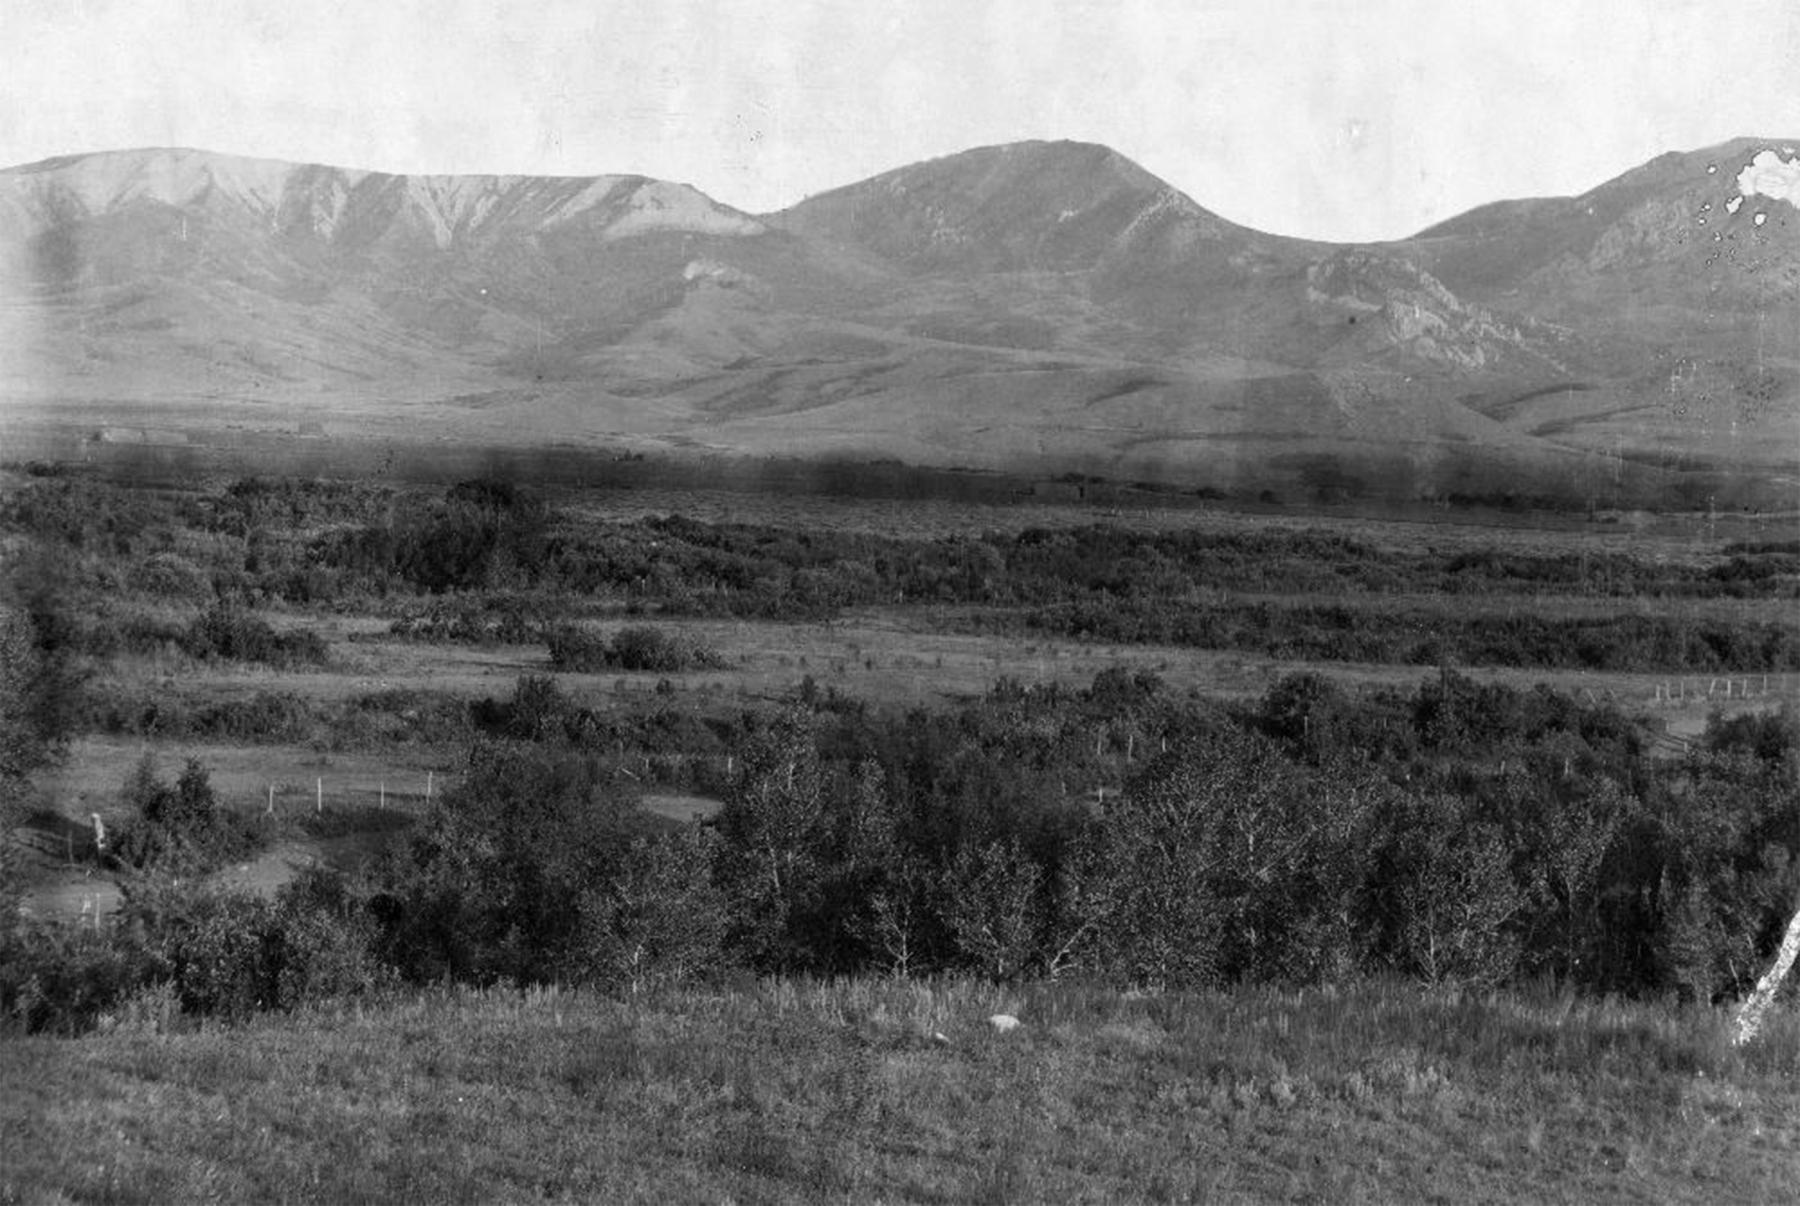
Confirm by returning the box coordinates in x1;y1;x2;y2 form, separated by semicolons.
1412;138;1800;313
1399;139;1800;475
1;140;1795;508
773;140;1280;273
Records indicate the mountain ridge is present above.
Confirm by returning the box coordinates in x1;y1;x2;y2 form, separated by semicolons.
8;135;1794;249
2;137;1795;508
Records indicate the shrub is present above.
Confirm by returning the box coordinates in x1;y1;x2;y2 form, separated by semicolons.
268;867;399;1008
505;674;571;742
121;872;395;1021
715;709;828;971
339;688;473;747
544;623;611;671
375;742;638;984
1704;705;1798;766
607;625;713;672
0;922;158;1036
127;882;279;1019
182;603;328;668
547;624;719;673
109;755;266;873
127;552;212;600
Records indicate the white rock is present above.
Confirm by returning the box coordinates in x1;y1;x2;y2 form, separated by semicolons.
987;1014;1022;1033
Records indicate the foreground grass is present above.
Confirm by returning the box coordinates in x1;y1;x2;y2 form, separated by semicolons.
3;978;1798;1204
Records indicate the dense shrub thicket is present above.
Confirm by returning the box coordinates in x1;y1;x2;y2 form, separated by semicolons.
11;671;1795;1034
363;671;1800;1002
4;476;1796;674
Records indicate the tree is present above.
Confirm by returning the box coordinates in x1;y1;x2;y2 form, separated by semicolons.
0;584;81;802
506;674;568;742
1077;727;1377;988
0;609;54;794
378;742;632;983
1507;772;1624;983
1074;741;1235;989
941;838;1044;980
851;858;934;978
576;827;729;995
0;609;49;934
111;756;261;873
1379;792;1525;987
716;708;827;970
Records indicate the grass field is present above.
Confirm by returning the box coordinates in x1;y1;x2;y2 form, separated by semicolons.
3;977;1797;1203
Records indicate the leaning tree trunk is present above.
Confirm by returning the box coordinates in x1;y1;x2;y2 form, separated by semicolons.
1731;898;1800;1047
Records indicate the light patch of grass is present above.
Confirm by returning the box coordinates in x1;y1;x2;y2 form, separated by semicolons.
3;977;1796;1203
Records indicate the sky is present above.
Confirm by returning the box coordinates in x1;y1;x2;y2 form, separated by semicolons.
3;0;1798;242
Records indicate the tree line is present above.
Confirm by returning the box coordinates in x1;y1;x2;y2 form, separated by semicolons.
6;668;1796;1033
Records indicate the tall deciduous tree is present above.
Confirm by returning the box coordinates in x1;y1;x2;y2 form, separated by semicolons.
577;827;729;995
717;707;827;970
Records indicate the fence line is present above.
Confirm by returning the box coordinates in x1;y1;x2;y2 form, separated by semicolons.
1646;673;1795;708
260;772;448;816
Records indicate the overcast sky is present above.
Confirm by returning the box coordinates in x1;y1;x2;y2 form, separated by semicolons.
4;0;1797;242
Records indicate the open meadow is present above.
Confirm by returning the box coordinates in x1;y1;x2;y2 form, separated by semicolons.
3;978;1797;1203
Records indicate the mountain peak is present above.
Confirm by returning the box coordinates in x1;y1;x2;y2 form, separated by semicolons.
914;138;1158;178
772;138;1245;274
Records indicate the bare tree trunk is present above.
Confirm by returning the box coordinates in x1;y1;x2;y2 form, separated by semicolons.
1733;899;1800;1047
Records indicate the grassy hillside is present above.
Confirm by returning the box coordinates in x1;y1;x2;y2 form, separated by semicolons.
3;977;1797;1203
